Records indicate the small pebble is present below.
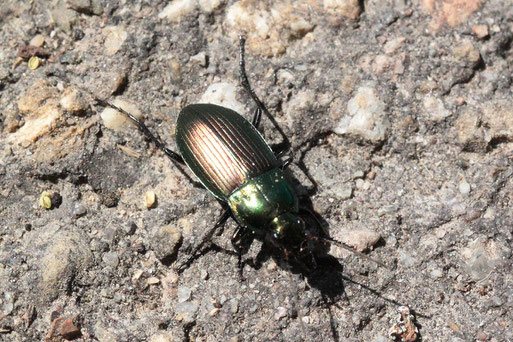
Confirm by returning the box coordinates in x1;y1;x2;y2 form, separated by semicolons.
28;56;40;70
274;307;287;320
430;268;443;278
448;321;461;333
353;170;364;179
147;277;160;285
151;225;183;261
60;89;88;115
475;331;488;341
100;99;142;131
40;191;52;209
200;82;246;114
102;227;118;245
133;269;144;280
158;0;196;22
150;333;174;342
489;295;504;307
174;301;199;324
60;52;81;65
59;318;81;339
145;190;156;208
103;252;119;268
111;71;128;95
104;26;128;55
73;29;85;40
333;227;381;253
472;25;489;39
177;286;192;303
334;86;388;143
29;34;45;47
459;180;471;194
190;51;208;67
71;202;87;218
209;308;219;317
2;292;14;315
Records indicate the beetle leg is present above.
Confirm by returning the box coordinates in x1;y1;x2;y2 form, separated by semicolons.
251;107;262;128
176;209;231;273
280;156;293;169
274;148;294;169
231;225;243;243
238;36;291;149
239;36;266;129
231;226;258;280
230;226;245;280
94;98;185;164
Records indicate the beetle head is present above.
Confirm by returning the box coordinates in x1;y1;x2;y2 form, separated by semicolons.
270;213;305;249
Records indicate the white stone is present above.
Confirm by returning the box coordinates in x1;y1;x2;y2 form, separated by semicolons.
334;86;388;142
190;51;207;67
459;180;471;194
430;268;443;278
323;0;361;19
150;333;174;342
423;95;451;122
100;99;142;131
158;0;197;22
199;82;246;114
331;226;381;253
198;0;221;13
104;26;128;56
226;2;271;39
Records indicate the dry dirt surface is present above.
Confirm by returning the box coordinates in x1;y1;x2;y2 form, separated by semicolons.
1;0;512;341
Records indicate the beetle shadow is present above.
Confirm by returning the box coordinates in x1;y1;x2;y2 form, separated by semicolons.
241;200;347;302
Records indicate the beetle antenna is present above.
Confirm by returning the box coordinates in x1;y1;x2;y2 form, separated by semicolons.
93;98;184;163
52;74;185;164
305;235;391;270
238;35;291;150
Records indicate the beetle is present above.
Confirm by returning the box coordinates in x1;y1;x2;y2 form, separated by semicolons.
93;36;385;271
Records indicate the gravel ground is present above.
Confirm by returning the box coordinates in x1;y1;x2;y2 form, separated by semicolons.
1;0;512;341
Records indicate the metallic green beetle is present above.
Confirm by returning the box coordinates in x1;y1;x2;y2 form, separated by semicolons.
175;103;304;248
93;37;307;271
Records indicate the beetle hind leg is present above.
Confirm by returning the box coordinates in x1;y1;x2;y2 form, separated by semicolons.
176;209;231;273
